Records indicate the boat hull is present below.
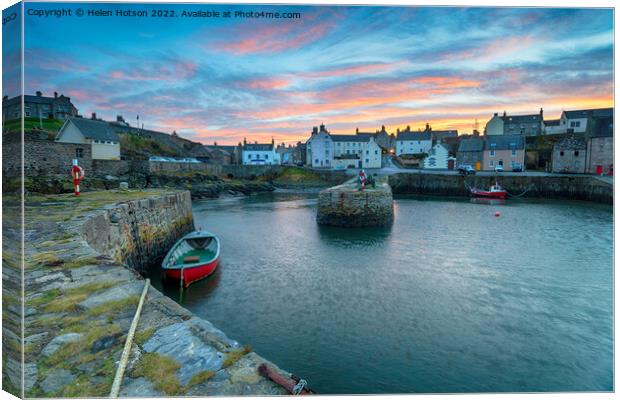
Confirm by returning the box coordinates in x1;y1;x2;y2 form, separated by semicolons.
164;257;219;288
470;189;507;199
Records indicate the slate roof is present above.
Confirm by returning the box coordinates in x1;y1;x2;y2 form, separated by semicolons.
484;135;525;151
4;94;74;107
457;138;484;152
243;143;274;151
544;119;561;126
65;118;119;142
331;134;372;142
564;108;613;119
432;130;458;141
589;116;613;138
205;145;236;154
502;114;542;124
396;131;432;141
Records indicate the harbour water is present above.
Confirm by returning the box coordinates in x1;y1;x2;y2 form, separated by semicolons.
150;192;613;394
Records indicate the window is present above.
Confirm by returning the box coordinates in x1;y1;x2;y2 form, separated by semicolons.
375;150;378;155
560;151;564;157
75;148;84;158
574;151;579;157
511;149;516;156
489;160;495;167
315;158;319;163
365;159;369;164
490;149;495;157
248;154;251;159
265;154;269;160
366;150;369;155
570;121;581;128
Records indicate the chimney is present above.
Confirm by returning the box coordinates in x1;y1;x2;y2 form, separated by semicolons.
425;123;430;131
2;95;7;102
243;138;247;145
381;125;386;132
36;91;42;97
356;127;359;134
494;112;498;117
91;112;97;120
503;111;506;117
214;141;218;146
312;126;318;135
540;107;543;116
271;137;274;145
54;92;58;99
320;123;325;132
406;125;410;132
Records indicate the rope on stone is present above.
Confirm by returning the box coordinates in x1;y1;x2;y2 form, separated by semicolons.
109;278;151;397
292;379;308;395
506;184;536;198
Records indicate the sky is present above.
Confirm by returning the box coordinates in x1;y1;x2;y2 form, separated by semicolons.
9;3;615;144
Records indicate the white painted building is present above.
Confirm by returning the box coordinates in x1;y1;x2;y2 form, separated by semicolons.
423;143;450;169
332;134;382;169
395;131;432;156
559;108;613;134
484;113;505;136
305;124;333;168
56;117;120;160
242;140;279;165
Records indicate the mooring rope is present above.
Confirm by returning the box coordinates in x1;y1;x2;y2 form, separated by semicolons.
109;278;151;397
505;184;536;198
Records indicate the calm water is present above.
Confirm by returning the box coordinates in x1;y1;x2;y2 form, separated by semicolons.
150;192;613;394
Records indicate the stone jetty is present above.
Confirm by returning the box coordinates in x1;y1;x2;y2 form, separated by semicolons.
2;189;291;397
316;177;394;227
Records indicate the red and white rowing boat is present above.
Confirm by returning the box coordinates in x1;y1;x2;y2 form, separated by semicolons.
162;231;220;288
470;181;507;200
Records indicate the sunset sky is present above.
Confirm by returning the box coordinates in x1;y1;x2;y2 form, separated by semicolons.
14;3;614;144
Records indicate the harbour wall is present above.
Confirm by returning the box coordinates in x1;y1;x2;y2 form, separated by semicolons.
80;191;194;273
317;178;394;227
16;190;291;397
388;173;613;204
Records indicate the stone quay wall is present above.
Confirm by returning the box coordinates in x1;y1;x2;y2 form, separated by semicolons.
3;138;93;177
388;173;613;204
81;191;194;273
317;179;394;227
13;190;292;397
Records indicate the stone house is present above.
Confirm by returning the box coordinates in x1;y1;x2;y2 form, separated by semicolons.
585;115;613;175
456;138;484;169
276;144;296;165
332;134;382;169
423;143;450;169
355;125;394;152
485;109;543;136
242;139;279;165
395;129;432;156
3;91;78;121
482;135;525;171
203;145;234;165
306;124;333;168
56;117;121;160
551;136;587;173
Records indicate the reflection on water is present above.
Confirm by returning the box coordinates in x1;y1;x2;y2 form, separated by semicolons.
150;192;613;394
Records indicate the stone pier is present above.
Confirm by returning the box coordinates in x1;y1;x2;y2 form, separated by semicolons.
316;177;394;227
4;190;292;397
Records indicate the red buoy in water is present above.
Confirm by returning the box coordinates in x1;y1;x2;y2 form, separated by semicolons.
495;211;501;217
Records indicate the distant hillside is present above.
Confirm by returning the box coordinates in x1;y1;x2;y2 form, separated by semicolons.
110;122;210;160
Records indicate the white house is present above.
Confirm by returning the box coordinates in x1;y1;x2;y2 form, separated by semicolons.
559;108;613;134
423;143;450;169
395;131;432;156
56;117;120;160
332;134;382;169
242;140;279;165
305;124;333;168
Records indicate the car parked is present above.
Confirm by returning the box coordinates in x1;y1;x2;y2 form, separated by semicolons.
512;163;523;172
494;164;504;173
457;164;476;175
